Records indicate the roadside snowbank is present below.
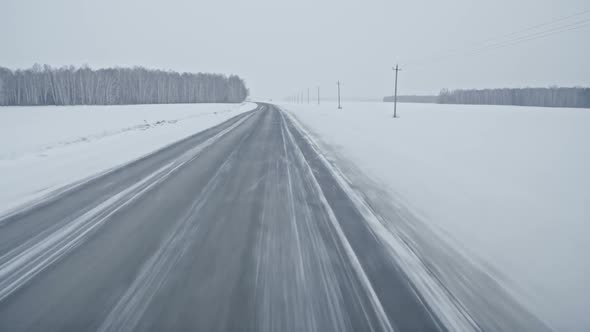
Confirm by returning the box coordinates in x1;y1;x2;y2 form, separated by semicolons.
0;102;257;215
282;101;590;332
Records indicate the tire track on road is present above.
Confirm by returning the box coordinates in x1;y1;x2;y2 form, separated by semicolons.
279;111;395;332
98;111;263;332
282;108;478;332
0;111;256;303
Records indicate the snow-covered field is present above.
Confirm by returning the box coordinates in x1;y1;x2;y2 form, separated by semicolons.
0;103;257;216
282;101;590;332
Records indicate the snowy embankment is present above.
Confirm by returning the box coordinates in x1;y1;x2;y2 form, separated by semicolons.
0;102;257;216
281;101;590;332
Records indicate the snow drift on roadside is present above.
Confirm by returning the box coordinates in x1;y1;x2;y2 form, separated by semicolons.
0;102;257;215
282;101;590;332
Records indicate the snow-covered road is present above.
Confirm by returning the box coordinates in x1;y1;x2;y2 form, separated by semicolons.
0;104;550;331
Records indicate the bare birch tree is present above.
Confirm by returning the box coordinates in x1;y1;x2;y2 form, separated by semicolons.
0;65;249;106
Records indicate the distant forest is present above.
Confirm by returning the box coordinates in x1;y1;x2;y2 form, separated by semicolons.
0;65;249;106
385;87;590;108
438;88;590;108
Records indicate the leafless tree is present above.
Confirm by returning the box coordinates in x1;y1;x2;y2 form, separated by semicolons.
438;87;590;108
0;65;249;106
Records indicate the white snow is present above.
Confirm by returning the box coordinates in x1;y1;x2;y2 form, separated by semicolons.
0;102;257;216
282;101;590;332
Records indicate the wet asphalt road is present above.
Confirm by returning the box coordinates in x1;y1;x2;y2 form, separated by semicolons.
0;104;445;331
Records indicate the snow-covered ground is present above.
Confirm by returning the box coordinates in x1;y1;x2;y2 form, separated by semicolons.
282;101;590;332
0;102;257;216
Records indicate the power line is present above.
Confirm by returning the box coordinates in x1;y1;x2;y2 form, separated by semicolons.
423;19;590;66
464;18;590;55
426;19;590;66
407;8;590;67
480;8;590;45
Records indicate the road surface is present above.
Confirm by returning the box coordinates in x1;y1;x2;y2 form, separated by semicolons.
0;104;447;331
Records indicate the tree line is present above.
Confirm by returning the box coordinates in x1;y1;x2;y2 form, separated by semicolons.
0;64;249;106
438;87;590;108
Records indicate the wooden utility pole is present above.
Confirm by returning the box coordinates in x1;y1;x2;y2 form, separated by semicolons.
393;64;401;118
317;86;320;105
337;81;342;109
307;88;310;104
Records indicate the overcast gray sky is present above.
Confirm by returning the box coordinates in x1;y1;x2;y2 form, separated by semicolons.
2;0;589;100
